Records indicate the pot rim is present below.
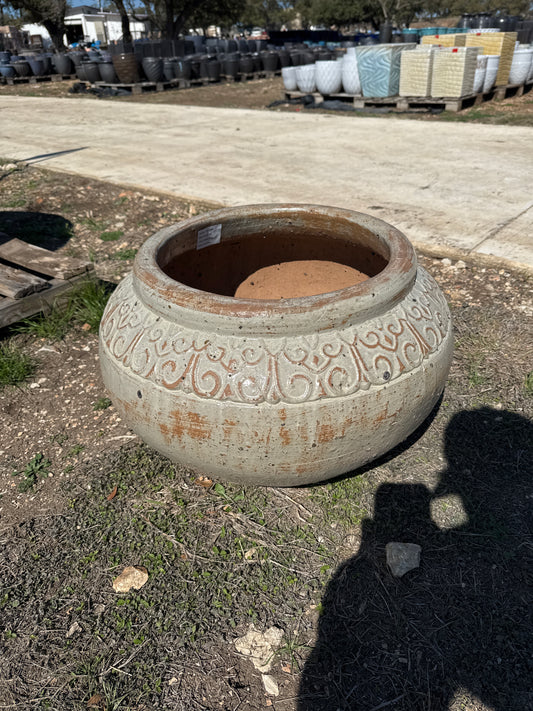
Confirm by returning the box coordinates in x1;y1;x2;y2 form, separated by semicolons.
133;203;417;336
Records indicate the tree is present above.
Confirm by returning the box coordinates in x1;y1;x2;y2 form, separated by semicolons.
240;0;296;29
8;0;67;49
110;0;132;45
130;0;246;40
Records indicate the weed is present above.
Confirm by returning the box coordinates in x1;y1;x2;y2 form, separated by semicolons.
12;453;52;492
525;371;533;395
2;196;26;208
17;304;74;340
66;444;85;459
100;230;123;242
113;248;138;261
69;280;113;332
93;396;112;411
0;342;35;387
468;364;487;387
79;217;107;232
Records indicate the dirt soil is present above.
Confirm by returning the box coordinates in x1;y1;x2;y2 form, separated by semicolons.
0;163;532;711
1;75;532;124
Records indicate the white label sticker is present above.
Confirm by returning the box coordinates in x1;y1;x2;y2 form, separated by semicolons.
197;224;222;250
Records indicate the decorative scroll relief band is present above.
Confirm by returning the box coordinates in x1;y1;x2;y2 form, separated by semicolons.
100;270;451;405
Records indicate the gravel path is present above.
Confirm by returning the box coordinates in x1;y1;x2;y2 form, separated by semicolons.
0;95;532;268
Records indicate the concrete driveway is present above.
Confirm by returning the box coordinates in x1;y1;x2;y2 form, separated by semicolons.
0;95;531;268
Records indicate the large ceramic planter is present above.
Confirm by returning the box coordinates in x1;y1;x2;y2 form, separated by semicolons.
356;44;416;97
483;54;500;90
52;53;73;75
473;54;488;92
99;205;453;487
508;47;533;84
341;56;361;94
295;64;316;92
315;60;342;94
112;52;140;83
282;66;298;91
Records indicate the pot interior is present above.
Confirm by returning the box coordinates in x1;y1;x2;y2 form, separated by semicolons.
158;214;389;299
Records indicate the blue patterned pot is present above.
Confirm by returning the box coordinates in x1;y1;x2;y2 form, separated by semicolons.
356;44;415;97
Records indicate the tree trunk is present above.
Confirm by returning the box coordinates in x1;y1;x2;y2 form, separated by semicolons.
42;19;66;50
113;0;133;45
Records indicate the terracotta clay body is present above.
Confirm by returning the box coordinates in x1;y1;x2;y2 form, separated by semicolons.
234;260;369;300
99;204;453;486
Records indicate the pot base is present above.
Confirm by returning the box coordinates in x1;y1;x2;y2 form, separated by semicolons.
234;260;369;300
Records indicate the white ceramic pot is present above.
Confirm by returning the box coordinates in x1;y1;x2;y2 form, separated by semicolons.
341;57;361;94
282;65;297;91
483;55;500;92
508;48;533;85
295;63;316;93
99;205;453;487
473;54;488;93
315;60;342;94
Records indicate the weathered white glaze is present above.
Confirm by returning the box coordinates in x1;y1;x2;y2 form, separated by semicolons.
99;205;453;486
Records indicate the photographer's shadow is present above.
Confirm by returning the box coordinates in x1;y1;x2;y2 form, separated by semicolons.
298;407;532;710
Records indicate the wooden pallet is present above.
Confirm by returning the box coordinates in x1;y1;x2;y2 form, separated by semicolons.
83;77;188;94
2;73;75;85
493;79;533;101
0;235;94;329
285;80;533;112
222;72;261;83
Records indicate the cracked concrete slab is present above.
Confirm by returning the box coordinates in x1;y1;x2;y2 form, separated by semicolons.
0;96;531;269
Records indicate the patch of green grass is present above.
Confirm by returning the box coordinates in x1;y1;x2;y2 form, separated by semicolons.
66;444;85;459
468;364;488;388
93;396;112;411
79;217;107;232
0;342;36;387
100;230;123;242
525;371;533;396
17;280;113;339
17;304;74;340
310;474;371;527
2;196;26;208
112;248;138;261
69;280;113;332
12;453;52;492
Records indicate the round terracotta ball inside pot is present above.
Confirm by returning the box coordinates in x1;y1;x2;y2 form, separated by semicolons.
99;204;453;486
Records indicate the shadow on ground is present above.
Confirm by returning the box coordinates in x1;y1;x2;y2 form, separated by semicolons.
0;211;74;250
298;407;533;711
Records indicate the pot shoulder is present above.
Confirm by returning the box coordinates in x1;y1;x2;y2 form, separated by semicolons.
99;267;451;406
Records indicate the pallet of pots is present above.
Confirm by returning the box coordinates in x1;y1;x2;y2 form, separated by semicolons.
0;52;54;80
75;57;120;84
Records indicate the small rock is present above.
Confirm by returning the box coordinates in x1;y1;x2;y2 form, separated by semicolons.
112;565;149;593
29;382;40;389
454;260;467;270
386;542;421;577
441;258;452;267
262;675;279;697
93;604;106;616
234;624;284;672
66;621;82;638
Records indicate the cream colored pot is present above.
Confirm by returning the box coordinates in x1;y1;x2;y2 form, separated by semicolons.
99;205;453;486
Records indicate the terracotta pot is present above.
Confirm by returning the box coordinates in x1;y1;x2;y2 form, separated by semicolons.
99;205;453;487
